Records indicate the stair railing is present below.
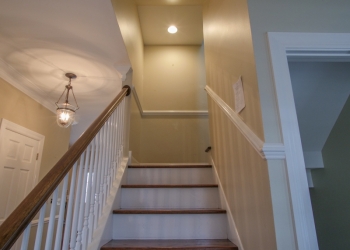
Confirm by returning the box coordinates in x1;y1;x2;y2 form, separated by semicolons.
0;85;131;250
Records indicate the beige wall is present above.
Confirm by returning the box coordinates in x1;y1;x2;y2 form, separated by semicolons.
203;1;277;249
113;1;210;164
143;45;207;110
112;0;144;100
247;0;350;143
0;77;70;180
137;45;210;163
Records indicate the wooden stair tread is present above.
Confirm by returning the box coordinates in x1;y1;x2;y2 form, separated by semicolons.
101;239;238;249
121;184;218;188
113;209;226;214
128;165;212;168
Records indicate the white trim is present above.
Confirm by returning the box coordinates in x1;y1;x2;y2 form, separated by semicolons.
0;58;56;113
266;32;350;250
30;215;59;227
262;143;286;160
210;157;244;250
87;157;129;250
132;87;208;117
128;162;210;166
0;119;45;186
205;85;285;160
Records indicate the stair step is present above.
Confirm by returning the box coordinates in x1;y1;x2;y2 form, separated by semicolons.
101;239;238;250
112;212;227;239
127;167;214;185
128;164;212;168
114;209;226;214
121;186;220;209
122;184;218;188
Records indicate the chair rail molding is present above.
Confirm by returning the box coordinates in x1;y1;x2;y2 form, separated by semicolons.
132;87;208;117
205;85;285;160
266;32;350;250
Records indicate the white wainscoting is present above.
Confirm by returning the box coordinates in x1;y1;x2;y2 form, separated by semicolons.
132;87;208;117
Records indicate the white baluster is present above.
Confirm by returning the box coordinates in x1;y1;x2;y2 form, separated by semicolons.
82;142;95;248
54;174;69;250
75;145;91;250
44;188;58;250
105;119;111;195
62;163;77;250
69;154;85;250
34;203;47;250
20;223;31;250
101;123;108;207
94;130;104;229
89;139;99;241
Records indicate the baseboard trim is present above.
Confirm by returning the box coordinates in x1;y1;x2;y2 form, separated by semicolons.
87;157;129;250
210;157;244;250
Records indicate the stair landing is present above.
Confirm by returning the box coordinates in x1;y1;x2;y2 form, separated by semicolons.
101;239;238;250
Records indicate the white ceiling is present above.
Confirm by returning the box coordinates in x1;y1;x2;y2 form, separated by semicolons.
0;0;131;142
137;5;203;45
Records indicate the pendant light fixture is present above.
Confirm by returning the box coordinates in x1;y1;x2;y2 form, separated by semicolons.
55;73;79;128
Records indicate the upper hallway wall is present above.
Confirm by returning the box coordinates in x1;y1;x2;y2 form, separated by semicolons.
247;0;350;142
0;77;70;180
203;0;264;140
203;1;276;249
112;0;144;100
143;45;207;110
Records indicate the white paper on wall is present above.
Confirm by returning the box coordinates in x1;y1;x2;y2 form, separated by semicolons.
233;77;245;113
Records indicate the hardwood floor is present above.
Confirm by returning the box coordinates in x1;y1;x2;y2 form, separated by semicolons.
101;239;238;250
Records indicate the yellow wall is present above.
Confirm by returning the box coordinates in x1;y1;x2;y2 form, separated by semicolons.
0;77;70;180
203;1;277;249
143;45;207;110
112;0;144;100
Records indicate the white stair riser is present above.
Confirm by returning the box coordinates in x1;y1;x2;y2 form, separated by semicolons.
112;214;227;239
127;168;214;184
121;188;220;209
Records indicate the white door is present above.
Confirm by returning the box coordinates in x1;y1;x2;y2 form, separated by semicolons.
0;119;44;248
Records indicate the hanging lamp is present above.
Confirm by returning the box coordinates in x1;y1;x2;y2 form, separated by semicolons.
55;73;79;128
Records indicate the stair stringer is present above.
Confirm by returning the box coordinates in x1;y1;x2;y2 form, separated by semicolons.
210;157;245;250
87;157;129;250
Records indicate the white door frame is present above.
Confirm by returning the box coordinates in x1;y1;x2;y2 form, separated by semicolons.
267;32;350;250
0;118;45;186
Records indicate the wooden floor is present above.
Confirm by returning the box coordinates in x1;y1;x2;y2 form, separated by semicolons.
101;239;238;250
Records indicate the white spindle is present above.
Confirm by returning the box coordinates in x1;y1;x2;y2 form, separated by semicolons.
82;142;95;248
62;163;77;250
89;139;99;241
44;187;58;250
94;127;105;223
54;174;69;250
105;119;111;195
94;129;103;229
69;155;85;250
34;203;46;250
101;123;108;207
75;145;91;250
20;224;31;250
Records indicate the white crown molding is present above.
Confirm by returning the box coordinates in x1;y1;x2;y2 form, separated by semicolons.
132;86;208;116
0;58;56;113
205;85;285;160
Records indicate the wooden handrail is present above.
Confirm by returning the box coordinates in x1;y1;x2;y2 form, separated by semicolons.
0;85;131;250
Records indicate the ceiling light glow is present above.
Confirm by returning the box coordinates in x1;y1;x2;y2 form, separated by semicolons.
168;26;177;34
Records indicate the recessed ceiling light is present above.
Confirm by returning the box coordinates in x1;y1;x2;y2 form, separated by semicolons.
168;26;177;34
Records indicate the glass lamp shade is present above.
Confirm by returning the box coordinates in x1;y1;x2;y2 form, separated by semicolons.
56;103;77;128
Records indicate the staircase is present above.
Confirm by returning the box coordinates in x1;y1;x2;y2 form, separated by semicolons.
101;164;238;249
